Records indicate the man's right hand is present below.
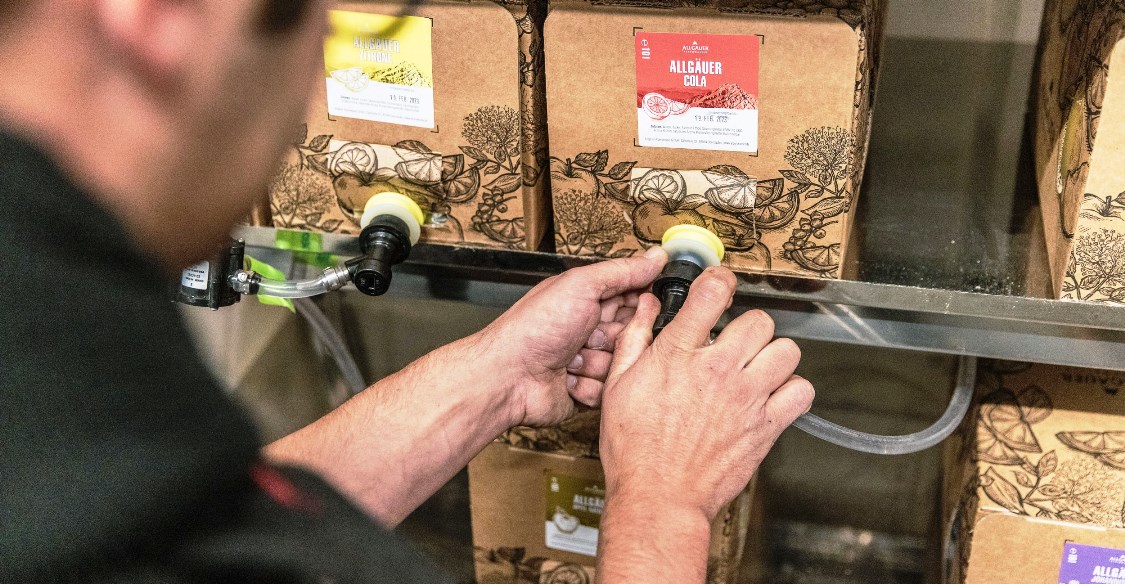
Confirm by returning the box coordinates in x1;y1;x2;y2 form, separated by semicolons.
596;266;814;583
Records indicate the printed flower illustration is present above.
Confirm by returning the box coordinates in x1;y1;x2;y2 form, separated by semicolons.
1064;229;1125;302
554;188;631;257
463;105;522;163
778;126;857;274
269;163;340;231
783;126;856;191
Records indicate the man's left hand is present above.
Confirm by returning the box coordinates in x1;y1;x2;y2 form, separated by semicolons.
474;247;668;428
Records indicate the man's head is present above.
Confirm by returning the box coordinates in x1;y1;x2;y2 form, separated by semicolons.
0;0;331;271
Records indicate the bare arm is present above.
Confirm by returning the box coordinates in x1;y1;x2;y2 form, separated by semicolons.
263;333;518;525
596;268;814;583
265;251;668;526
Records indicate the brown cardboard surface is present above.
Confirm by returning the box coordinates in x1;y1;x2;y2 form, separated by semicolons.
943;361;1125;583
1032;1;1125;304
469;441;756;584
545;0;883;278
269;0;549;251
963;515;1125;583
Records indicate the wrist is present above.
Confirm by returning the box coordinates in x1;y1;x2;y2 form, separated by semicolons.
612;470;715;526
454;328;526;430
599;486;712;582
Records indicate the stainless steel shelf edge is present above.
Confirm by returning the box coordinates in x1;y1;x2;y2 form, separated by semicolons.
234;226;1125;370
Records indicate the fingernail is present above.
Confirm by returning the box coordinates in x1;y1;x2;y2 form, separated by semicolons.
644;246;665;259
567;374;578;389
588;329;607;350
568;354;584;371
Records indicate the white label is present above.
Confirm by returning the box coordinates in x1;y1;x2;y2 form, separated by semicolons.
637;108;759;152
181;262;209;291
325;79;435;128
545;521;599;557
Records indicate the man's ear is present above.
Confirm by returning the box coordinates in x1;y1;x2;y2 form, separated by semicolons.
93;0;201;85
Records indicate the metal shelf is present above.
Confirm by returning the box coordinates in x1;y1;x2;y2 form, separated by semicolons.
233;225;1125;372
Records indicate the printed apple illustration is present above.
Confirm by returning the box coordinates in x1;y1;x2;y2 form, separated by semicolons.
550;157;599;197
631;200;709;243
629;169;709;243
553;507;580;534
333;173;382;221
333;173;428;221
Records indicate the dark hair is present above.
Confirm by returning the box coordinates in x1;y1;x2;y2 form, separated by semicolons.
257;0;315;35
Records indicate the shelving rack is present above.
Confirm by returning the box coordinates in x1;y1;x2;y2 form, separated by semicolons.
234;225;1125;372
233;5;1124;374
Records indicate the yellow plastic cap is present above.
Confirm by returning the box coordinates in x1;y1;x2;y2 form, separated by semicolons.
361;192;426;245
369;192;425;226
662;224;725;262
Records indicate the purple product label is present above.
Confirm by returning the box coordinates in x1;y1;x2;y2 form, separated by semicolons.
1059;542;1125;584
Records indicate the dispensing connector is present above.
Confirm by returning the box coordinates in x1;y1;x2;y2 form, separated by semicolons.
651;225;725;337
347;192;425;296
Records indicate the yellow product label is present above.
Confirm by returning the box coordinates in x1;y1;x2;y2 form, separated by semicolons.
324;10;435;128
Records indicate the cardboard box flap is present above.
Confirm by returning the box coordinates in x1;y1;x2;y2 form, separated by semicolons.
545;0;883;277
963;513;1125;584
1032;2;1125;303
270;0;550;251
570;0;873;26
469;442;756;584
944;361;1125;583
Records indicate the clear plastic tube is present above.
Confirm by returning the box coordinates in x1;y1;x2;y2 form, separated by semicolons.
792;356;977;455
254;276;333;299
293;298;367;395
241;266;352;299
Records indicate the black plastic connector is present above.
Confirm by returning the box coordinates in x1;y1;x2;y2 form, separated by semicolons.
174;239;246;309
346;214;412;296
651;259;705;337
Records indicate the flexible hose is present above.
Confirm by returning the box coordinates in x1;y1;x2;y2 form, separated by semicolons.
246;265;352;299
293;298;368;396
791;355;977;455
255;276;334;299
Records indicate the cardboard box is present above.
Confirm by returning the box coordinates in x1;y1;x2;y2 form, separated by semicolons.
544;0;884;278
1032;2;1125;305
942;360;1125;583
471;424;755;583
269;0;550;251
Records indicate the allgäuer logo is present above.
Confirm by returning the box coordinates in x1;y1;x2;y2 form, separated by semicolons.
681;41;710;54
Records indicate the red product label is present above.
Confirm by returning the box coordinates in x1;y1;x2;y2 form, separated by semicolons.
635;32;759;110
634;31;760;153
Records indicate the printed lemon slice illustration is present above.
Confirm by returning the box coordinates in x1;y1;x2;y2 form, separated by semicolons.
395;155;443;186
441;154;465;181
752;180;800;229
543;564;590;584
668;100;691;116
641;92;671;120
330;67;369;92
444;167;481;203
1096;451;1125;470
791;243;841;273
1056;431;1125;455
981;392;1041;453
976;423;1022;465
635;169;687;204
330;142;377;176
553;506;581;534
479;216;525;244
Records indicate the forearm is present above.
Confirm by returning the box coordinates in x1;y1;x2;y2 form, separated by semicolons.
263;332;518;526
597;492;712;584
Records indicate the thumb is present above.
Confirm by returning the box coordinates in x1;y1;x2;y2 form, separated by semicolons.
575;246;668;300
607;292;661;383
